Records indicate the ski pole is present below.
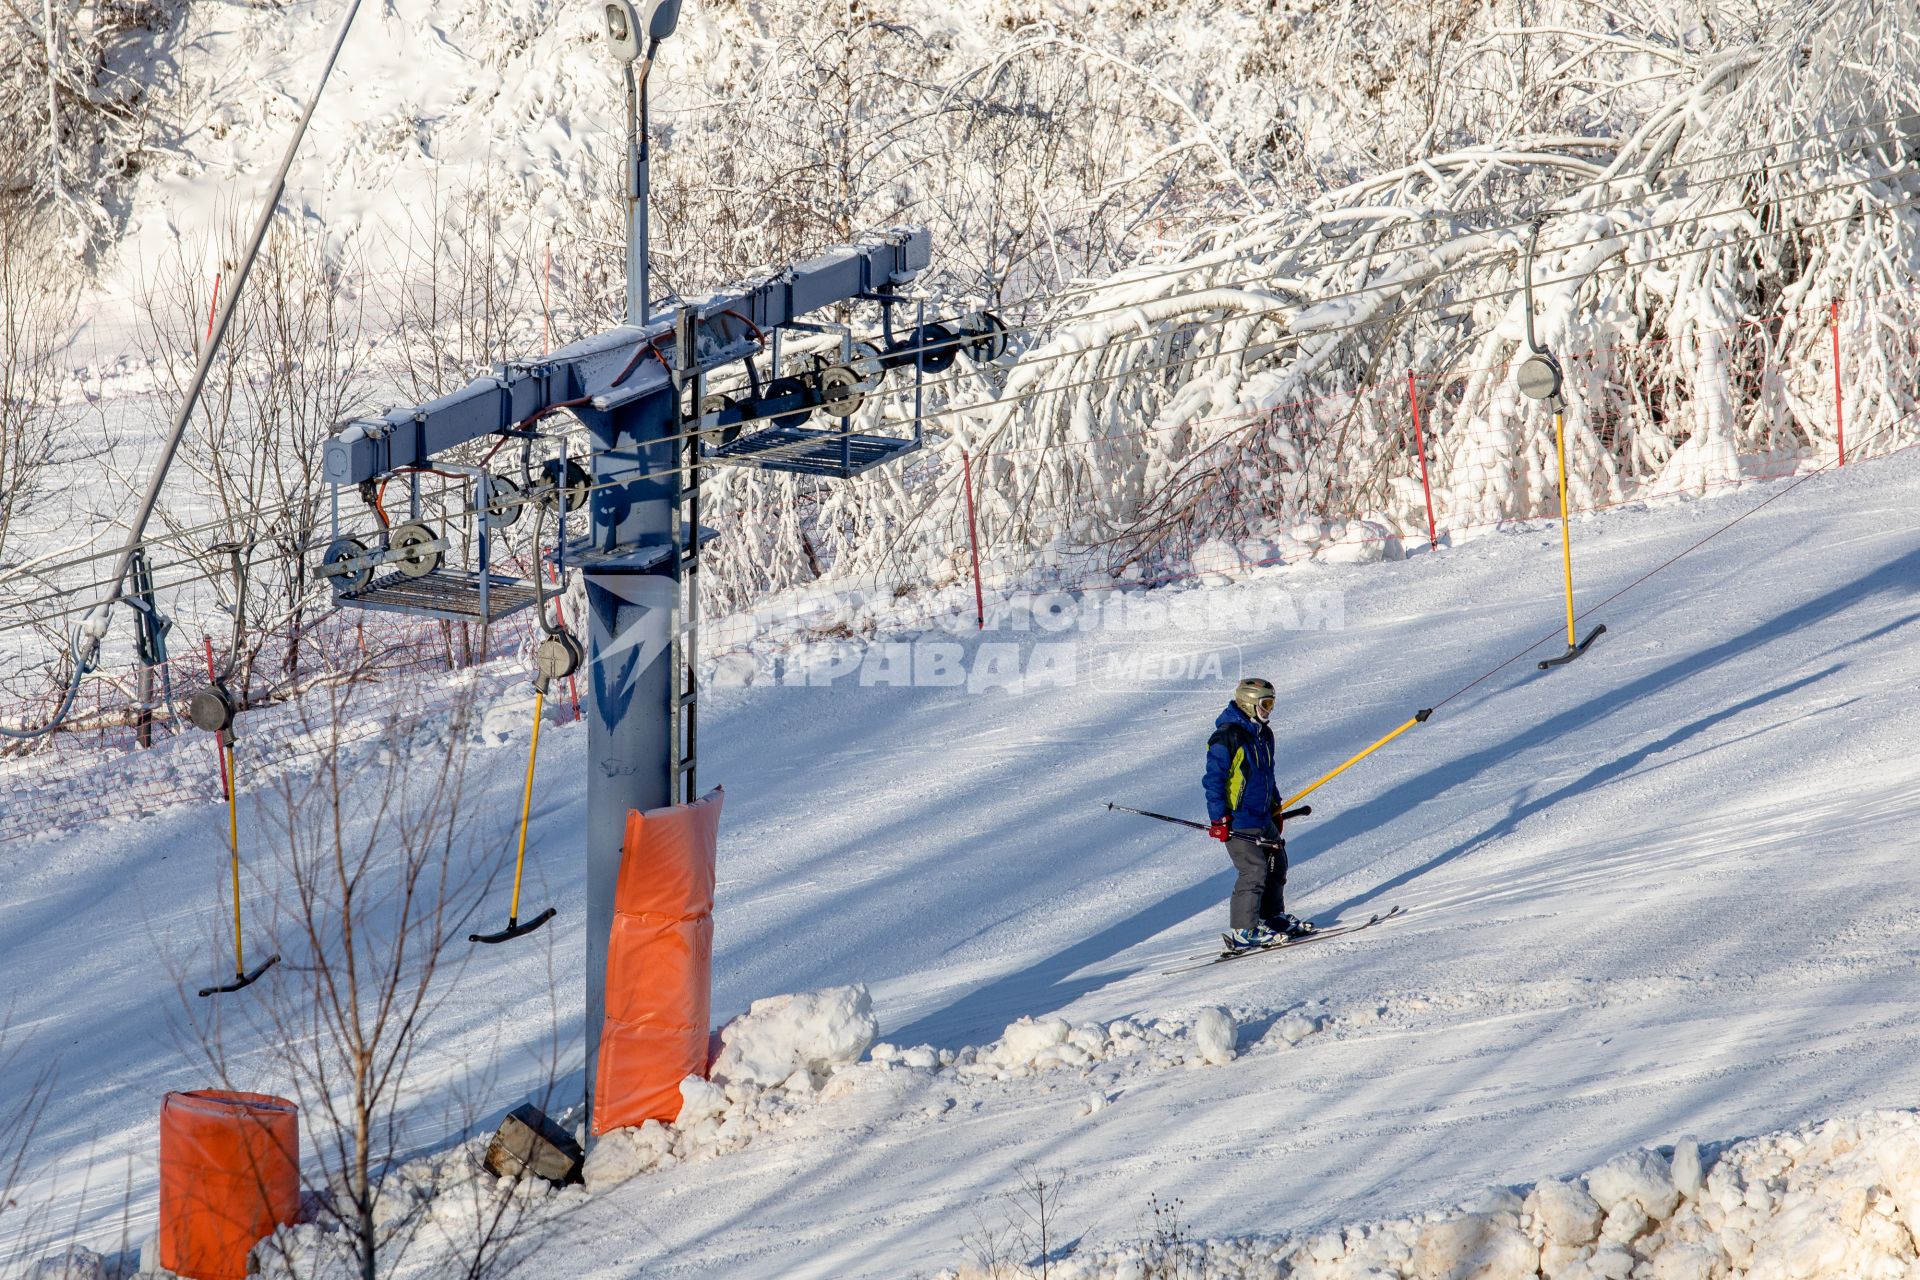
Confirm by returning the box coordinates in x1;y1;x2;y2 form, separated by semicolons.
1105;802;1310;847
1283;709;1431;808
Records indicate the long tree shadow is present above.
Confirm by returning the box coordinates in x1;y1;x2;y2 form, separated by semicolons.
1324;662;1843;918
1299;542;1920;909
888;870;1232;1047
890;544;1920;1047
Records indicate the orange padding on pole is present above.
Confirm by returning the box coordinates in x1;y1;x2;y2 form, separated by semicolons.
159;1090;300;1280
593;785;723;1135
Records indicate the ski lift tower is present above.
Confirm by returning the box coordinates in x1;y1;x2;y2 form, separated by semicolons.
312;0;1004;1126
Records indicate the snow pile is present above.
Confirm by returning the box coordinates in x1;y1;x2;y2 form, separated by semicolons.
1192;1007;1238;1066
239;1135;578;1280
582;999;1268;1189
709;984;880;1088
938;1109;1920;1279
874;1006;1260;1083
21;1247;113;1280
583;985;879;1187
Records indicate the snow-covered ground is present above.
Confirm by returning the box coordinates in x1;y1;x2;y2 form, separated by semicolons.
6;440;1919;1277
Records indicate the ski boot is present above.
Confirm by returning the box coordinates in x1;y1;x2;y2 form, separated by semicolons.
1221;924;1279;954
1264;913;1316;939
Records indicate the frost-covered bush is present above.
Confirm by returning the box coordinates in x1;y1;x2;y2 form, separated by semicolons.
19;0;1920;708
872;0;1920;594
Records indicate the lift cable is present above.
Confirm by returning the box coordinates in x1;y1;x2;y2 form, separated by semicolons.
7;143;1909;608
1;182;1915;648
1276;408;1919;808
0;0;366;740
5;115;1893;595
1015;108;1920;319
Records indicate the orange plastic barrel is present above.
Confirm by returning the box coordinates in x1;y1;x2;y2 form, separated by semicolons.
594;786;722;1134
159;1090;300;1280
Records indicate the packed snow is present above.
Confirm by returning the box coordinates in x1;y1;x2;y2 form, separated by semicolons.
5;441;1920;1277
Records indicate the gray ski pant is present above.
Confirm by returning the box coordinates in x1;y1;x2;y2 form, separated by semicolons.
1226;831;1286;931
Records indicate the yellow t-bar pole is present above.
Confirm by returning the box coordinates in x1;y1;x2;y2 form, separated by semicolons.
1554;406;1577;648
221;739;244;977
1284;708;1433;809
508;688;546;923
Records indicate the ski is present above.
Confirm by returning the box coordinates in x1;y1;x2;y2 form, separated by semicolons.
1159;905;1405;975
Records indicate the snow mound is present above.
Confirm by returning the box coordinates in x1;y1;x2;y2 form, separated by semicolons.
243;1134;580;1280
584;986;881;1187
938;1109;1920;1280
582;999;1275;1190
1319;519;1406;565
710;983;879;1088
23;1247;108;1280
874;1006;1276;1083
1193;1006;1238;1065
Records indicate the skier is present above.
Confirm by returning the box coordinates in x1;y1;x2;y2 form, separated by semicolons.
1203;677;1311;952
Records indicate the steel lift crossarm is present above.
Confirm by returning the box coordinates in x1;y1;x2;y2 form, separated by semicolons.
321;228;932;487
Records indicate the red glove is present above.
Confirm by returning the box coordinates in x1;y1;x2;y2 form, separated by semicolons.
1208;817;1230;842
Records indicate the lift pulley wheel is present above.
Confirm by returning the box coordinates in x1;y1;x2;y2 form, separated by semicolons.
763;375;815;431
390;522;444;579
815;364;867;418
913;322;960;373
535;631;584;690
963;311;1010;362
699;393;743;446
320;536;374;592
535;458;591;514
483;474;527;529
187;687;235;734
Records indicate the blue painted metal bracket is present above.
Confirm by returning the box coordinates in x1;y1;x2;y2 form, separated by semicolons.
320;227;931;486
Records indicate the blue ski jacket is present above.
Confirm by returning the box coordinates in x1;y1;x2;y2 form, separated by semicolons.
1203;702;1282;833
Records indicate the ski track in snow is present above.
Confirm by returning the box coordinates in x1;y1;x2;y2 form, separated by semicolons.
4;451;1920;1276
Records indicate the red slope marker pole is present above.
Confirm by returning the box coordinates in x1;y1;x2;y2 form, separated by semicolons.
203;635;227;800
204;273;221;348
1830;299;1845;466
962;450;985;629
1407;370;1438;550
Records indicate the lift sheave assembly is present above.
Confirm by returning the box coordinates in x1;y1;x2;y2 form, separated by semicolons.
311;238;1002;626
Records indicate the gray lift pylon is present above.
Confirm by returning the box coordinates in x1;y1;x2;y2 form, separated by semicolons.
315;229;946;1129
313;0;1012;1135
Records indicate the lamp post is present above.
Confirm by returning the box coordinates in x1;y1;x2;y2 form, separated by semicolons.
603;0;681;326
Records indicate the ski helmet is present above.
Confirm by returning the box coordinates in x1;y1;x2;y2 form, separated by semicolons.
1233;677;1276;722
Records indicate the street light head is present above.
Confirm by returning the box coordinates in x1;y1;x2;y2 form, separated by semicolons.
640;0;682;42
602;0;678;61
603;0;639;61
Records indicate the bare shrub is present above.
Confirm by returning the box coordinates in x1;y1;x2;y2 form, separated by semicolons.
180;674;558;1280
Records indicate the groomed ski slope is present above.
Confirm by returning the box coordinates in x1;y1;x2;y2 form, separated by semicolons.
6;446;1920;1277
